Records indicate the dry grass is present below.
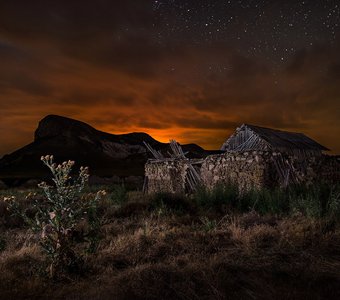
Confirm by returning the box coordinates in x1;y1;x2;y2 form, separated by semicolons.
0;189;340;299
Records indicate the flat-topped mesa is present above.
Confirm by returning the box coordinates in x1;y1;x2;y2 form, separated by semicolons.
0;115;209;184
34;115;160;146
0;115;164;182
34;115;97;141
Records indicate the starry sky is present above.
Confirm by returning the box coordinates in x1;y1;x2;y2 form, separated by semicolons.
0;0;339;156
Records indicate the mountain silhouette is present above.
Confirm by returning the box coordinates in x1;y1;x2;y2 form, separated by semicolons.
0;115;209;186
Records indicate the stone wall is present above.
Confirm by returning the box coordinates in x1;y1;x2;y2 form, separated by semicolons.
145;159;191;194
201;151;274;192
299;154;340;185
201;151;340;192
145;152;340;194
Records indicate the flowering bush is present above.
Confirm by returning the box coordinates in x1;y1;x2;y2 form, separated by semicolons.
8;155;105;278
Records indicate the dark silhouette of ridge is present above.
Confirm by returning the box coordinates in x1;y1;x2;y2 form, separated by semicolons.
0;115;209;186
34;115;161;146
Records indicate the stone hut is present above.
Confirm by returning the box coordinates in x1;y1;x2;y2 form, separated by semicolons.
221;124;329;157
204;124;337;191
144;126;339;194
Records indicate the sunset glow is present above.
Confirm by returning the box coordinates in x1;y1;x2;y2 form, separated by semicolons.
0;1;339;156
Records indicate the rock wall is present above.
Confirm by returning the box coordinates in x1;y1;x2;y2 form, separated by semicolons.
145;152;340;194
299;154;340;185
201;151;274;192
145;159;190;194
201;151;340;192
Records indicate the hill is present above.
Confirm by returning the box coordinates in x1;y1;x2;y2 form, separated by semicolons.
0;115;209;186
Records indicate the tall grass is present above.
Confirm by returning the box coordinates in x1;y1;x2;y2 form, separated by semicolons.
194;184;239;208
240;188;289;214
109;185;128;205
193;183;340;220
84;184;128;205
149;192;195;214
288;184;340;219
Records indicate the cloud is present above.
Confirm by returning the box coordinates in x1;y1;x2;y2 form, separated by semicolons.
0;2;339;155
0;0;161;78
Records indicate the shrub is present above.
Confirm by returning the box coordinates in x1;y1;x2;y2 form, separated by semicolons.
7;155;106;278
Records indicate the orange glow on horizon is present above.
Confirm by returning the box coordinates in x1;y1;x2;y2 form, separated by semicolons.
0;30;339;156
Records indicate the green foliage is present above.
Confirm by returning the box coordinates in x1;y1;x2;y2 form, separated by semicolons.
7;155;105;278
110;185;128;205
289;184;340;220
193;182;340;221
328;186;340;221
150;192;195;214
240;188;289;214
194;184;239;208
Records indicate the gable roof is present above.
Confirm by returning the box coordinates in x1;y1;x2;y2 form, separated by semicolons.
244;124;330;151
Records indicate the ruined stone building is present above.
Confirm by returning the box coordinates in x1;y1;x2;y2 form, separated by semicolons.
143;140;203;194
144;125;339;194
144;158;202;194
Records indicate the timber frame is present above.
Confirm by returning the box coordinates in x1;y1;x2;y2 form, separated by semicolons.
143;140;202;193
221;124;329;157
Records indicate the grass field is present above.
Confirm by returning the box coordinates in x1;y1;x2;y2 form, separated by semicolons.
0;184;340;299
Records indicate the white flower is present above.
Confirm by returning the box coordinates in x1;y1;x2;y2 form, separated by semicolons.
49;212;56;220
3;196;15;202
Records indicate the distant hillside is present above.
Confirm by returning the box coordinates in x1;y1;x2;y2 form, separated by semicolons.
0;115;211;186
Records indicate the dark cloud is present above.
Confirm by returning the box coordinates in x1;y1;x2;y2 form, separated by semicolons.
0;2;339;155
0;1;154;40
58;90;136;107
0;0;161;78
328;62;340;79
63;32;164;77
0;75;52;97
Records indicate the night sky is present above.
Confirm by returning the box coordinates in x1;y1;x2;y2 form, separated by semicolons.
0;0;339;156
